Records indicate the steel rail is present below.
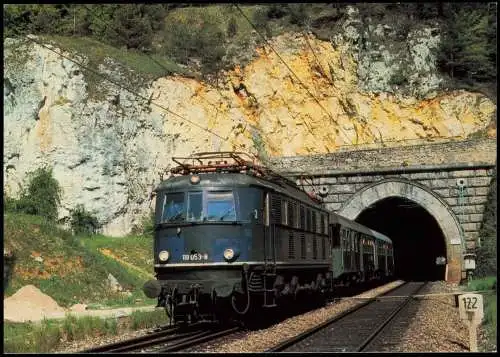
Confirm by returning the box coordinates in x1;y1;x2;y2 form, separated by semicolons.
157;326;241;352
356;282;428;351
105;329;209;353
267;281;409;352
80;320;208;353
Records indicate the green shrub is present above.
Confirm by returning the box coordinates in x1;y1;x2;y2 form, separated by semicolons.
161;10;226;75
6;167;62;221
104;4;165;50
69;204;100;235
389;70;408;86
227;16;238;38
288;4;310;25
251;7;272;38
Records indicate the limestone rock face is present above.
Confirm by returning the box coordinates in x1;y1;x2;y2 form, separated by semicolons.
3;20;496;236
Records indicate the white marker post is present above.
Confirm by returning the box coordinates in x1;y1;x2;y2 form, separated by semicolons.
458;293;484;352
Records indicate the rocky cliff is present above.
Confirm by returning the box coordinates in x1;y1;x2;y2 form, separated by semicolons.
4;10;496;236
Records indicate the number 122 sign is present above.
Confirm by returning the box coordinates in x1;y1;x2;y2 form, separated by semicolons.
458;293;484;324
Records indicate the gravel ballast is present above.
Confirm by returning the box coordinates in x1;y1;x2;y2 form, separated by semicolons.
190;280;405;353
55;280;492;353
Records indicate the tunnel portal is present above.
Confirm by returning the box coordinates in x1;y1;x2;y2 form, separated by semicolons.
355;197;447;281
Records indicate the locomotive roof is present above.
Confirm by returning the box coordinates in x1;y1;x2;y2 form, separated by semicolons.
155;172;322;208
329;213;393;244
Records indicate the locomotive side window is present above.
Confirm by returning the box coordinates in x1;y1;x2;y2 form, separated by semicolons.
206;191;236;221
187;192;203;222
317;213;322;234
162;192;185;222
287;201;295;227
271;195;281;224
282;200;288;225
299;205;305;229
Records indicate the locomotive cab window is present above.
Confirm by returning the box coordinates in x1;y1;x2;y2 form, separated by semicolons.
187;192;203;222
206;191;236;221
161;192;185;222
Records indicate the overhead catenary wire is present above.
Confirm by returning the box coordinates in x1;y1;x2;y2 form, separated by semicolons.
22;34;253;150
233;4;355;146
76;4;259;155
9;6;468;168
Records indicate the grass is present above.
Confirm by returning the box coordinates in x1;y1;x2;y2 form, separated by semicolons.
80;234;153;277
38;35;189;100
42;35;187;80
466;276;497;352
4;213;156;308
3;310;167;353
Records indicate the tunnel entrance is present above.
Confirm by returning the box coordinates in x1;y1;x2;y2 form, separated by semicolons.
355;196;447;281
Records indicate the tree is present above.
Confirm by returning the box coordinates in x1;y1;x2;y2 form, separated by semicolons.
105;4;154;49
16;167;62;221
438;6;496;81
3;4;35;36
162;11;226;75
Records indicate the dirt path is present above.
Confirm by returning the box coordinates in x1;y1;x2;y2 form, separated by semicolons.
4;285;158;323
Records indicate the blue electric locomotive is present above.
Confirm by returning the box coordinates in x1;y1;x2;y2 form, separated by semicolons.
143;152;394;324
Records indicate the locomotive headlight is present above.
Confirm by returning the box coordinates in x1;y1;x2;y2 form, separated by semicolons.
223;248;235;261
158;250;170;262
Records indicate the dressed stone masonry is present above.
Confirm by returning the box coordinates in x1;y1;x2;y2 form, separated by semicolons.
269;138;496;283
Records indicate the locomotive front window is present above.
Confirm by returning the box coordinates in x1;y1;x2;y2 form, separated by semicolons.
187;192;203;222
206;191;236;221
162;192;185;222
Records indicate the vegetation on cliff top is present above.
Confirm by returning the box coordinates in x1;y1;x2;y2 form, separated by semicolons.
3;3;497;85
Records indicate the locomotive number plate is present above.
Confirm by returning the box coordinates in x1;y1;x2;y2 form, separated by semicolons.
182;253;209;261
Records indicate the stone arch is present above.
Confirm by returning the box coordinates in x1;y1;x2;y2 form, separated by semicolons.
338;178;464;282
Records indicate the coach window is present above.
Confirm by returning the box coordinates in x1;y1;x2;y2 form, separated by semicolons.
331;225;340;247
306;208;312;231
206;191;236;221
187;192;203;221
312;211;317;233
162;192;185;222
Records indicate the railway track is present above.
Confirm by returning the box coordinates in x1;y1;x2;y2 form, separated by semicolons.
80;281;397;353
81;321;240;353
267;281;428;352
